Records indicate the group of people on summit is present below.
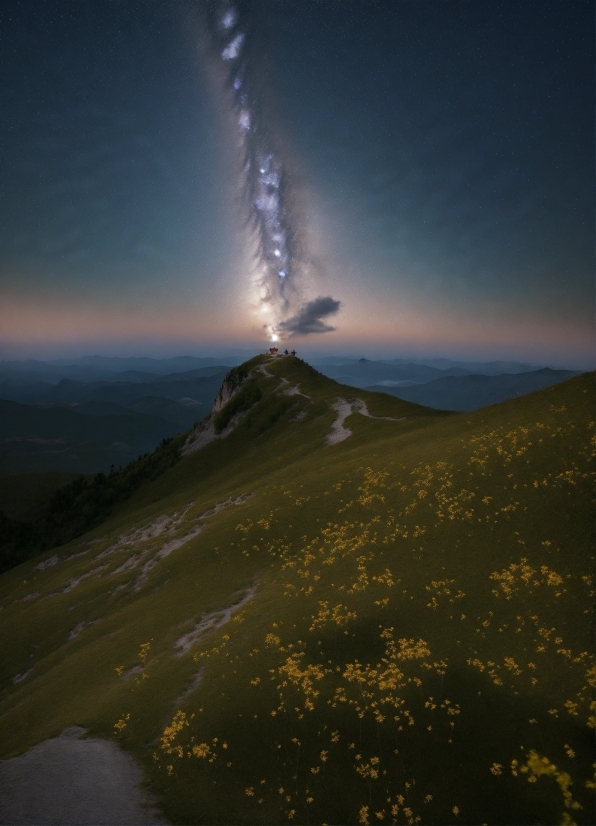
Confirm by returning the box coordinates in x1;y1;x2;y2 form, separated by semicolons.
268;346;296;357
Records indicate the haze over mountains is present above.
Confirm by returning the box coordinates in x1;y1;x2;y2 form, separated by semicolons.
0;355;579;473
364;368;577;412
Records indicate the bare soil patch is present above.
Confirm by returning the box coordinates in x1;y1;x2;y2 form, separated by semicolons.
0;727;167;825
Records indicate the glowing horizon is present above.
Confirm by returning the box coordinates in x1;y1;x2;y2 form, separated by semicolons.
0;4;592;373
0;290;592;370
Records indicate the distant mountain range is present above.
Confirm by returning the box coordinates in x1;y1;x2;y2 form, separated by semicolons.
48;355;244;372
0;398;181;474
0;362;232;473
0;355;243;379
309;356;544;374
308;356;572;389
0;355;583;473
317;360;469;388
365;368;579;411
0;366;228;404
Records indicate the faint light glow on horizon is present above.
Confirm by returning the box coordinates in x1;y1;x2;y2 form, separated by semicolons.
0;289;592;368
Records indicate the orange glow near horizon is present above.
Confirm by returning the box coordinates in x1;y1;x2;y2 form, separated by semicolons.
0;294;593;367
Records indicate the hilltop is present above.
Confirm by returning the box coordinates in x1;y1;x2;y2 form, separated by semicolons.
0;355;593;825
0;355;577;474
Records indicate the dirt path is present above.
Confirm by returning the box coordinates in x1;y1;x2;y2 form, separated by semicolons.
326;399;354;444
326;398;405;445
256;362;283;380
352;399;406;422
0;727;167;825
175;581;258;655
283;383;310;398
259;363;310;400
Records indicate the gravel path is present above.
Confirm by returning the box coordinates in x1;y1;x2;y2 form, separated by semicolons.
326;399;354;444
0;727;167;825
326;398;406;445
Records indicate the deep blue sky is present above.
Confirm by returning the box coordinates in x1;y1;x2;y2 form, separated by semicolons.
0;0;593;365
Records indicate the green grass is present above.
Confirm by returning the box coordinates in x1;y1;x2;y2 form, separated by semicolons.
0;356;593;825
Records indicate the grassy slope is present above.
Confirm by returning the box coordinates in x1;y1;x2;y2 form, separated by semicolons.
0;356;593;826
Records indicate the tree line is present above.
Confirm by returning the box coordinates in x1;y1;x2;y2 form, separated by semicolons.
0;434;184;574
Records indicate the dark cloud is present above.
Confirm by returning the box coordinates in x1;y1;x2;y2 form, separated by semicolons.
276;296;341;337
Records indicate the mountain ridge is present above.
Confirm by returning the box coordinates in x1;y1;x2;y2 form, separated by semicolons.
365;367;578;411
0;355;593;825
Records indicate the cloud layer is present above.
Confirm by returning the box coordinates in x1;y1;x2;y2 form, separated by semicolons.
275;296;341;337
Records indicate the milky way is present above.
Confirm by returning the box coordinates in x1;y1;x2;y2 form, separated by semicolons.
206;0;341;341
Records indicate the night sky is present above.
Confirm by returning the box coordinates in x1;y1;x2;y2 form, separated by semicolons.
1;0;593;365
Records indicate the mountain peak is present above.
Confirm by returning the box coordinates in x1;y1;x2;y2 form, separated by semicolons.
0;361;593;826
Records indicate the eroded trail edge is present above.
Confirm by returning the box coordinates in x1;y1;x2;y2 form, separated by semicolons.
326;398;405;445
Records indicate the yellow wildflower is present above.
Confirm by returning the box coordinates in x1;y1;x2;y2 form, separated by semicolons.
113;713;130;733
138;641;151;662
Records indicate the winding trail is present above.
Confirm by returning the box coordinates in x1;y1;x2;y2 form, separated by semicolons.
256;362;286;383
326;399;354;445
283;383;310;398
326;398;405;445
258;362;310;399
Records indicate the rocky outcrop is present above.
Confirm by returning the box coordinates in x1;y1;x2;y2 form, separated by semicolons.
211;367;246;413
181;418;217;455
182;366;251;456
